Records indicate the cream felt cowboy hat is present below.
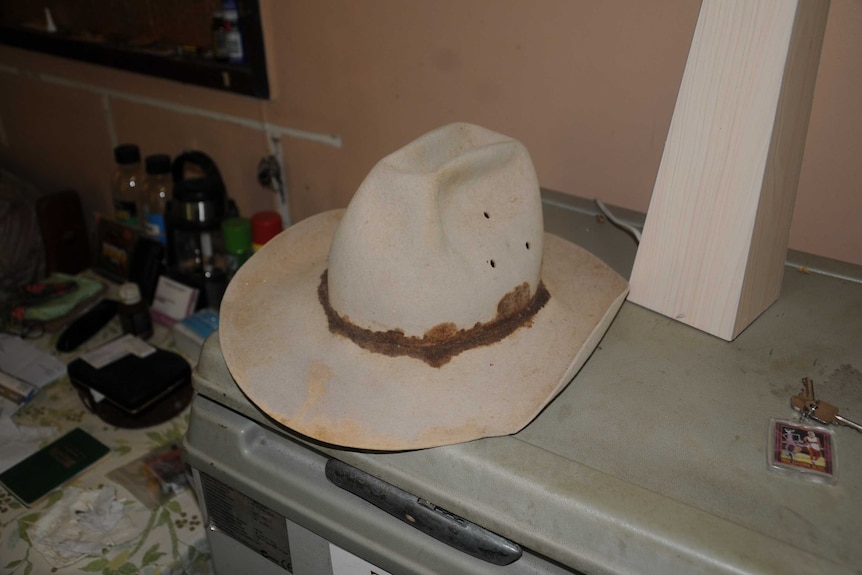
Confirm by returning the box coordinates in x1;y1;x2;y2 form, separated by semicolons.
219;123;628;451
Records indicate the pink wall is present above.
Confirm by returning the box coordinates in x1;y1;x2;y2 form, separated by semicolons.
0;0;859;266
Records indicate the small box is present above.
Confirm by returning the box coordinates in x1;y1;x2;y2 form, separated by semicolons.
0;370;37;413
172;309;219;364
151;275;199;326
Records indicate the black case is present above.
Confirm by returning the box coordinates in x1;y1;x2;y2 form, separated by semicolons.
67;349;191;415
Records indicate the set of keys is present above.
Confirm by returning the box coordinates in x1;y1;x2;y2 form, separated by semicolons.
790;377;862;433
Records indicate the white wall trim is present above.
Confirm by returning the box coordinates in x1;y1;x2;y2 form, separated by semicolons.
0;64;343;149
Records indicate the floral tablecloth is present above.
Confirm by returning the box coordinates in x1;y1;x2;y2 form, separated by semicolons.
1;308;212;575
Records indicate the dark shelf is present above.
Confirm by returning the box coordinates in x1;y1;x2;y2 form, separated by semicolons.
0;2;269;99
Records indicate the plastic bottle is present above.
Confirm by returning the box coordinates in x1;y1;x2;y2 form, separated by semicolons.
118;282;153;339
141;154;172;245
112;144;145;226
222;0;244;64
222;217;253;280
251;211;283;251
211;11;228;61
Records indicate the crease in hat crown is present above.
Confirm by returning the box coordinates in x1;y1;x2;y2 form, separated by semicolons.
325;123;546;346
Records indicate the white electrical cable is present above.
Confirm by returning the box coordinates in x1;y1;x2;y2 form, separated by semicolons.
594;198;642;243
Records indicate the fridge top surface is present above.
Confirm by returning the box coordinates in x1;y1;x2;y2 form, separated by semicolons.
191;192;862;575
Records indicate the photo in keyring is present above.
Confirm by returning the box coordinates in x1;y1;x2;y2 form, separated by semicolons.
768;419;836;484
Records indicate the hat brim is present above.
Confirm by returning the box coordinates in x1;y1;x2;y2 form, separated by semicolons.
220;209;628;451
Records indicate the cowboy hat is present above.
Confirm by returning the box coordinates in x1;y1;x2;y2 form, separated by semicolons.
219;123;628;450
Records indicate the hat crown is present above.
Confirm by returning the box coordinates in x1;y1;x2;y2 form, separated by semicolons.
327;123;544;338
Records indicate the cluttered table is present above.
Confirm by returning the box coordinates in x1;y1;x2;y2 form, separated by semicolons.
0;274;212;575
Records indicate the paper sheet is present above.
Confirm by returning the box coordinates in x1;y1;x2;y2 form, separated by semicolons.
0;417;55;473
0;334;66;388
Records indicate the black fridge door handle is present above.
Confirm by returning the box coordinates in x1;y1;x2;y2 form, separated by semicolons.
325;458;523;566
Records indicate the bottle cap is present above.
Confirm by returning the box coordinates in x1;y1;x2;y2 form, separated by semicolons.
114;144;141;165
251;211;283;248
118;282;142;305
222;217;252;254
145;154;172;175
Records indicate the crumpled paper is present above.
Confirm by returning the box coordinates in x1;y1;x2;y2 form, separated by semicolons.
28;485;139;568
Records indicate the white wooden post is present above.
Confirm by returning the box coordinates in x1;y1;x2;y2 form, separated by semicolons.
627;0;830;340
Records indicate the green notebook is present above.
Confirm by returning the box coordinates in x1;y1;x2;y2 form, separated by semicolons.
0;427;110;506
